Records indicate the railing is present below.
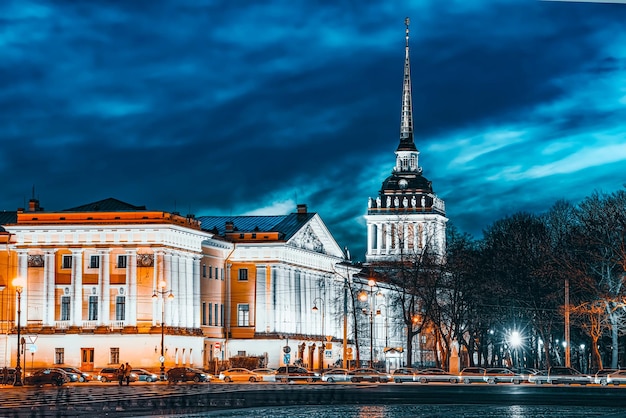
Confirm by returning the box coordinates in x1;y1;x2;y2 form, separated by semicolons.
55;321;70;330
82;321;97;329
110;321;125;330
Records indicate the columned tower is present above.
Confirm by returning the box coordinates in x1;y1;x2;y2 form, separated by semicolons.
365;18;447;263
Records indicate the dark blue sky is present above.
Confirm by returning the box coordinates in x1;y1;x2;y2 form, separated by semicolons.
2;1;625;261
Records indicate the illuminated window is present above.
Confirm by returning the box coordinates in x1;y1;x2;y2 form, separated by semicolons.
111;348;120;364
88;296;98;321
62;255;72;269
61;296;71;321
90;255;100;269
55;348;64;365
237;304;249;326
115;296;125;321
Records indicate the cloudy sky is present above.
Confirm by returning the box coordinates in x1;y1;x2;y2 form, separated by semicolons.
2;0;625;261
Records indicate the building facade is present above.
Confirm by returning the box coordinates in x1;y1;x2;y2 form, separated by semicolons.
0;199;358;373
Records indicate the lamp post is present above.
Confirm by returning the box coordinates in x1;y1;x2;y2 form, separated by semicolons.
152;281;173;381
312;297;325;370
359;279;378;368
376;304;388;349
13;277;24;386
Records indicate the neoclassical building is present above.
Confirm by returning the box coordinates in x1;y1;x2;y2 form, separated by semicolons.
0;198;359;373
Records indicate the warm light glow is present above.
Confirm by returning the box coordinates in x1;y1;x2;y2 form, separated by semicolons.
12;277;25;292
368;278;376;287
158;280;167;289
358;291;368;302
312;305;319;313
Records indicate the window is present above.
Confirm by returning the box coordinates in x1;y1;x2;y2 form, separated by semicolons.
209;266;213;279
90;255;100;269
88;296;98;321
202;264;207;278
117;255;127;268
209;302;213;326
214;303;218;326
238;268;248;281
110;348;120;364
215;267;219;279
221;304;224;326
237;304;249;326
61;296;71;321
202;302;207;325
237;351;246;357
221;268;224;281
62;255;72;269
55;348;64;365
115;296;126;321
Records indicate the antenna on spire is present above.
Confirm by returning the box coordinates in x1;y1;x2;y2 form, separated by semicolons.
405;17;410;47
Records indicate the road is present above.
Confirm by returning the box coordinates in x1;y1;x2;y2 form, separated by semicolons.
1;380;626;417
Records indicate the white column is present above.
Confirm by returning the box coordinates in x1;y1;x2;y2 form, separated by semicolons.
376;223;382;255
16;250;28;327
127;250;137;326
188;255;197;328
100;250;111;326
44;250;56;326
71;250;83;327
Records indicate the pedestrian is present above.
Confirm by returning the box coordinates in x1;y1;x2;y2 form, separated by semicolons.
2;366;7;385
124;362;132;386
118;363;126;386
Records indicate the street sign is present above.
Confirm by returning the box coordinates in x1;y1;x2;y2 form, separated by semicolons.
283;353;291;364
214;342;221;350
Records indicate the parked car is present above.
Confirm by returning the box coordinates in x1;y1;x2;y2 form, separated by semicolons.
483;368;522;384
348;368;391;383
51;367;80;383
218;368;259;382
594;369;618;385
274;366;320;383
459;367;487;384
57;366;92;382
512;367;540;383
24;369;66;386
166;367;210;383
391;367;416;383
132;368;159;382
97;367;137;383
605;370;626;386
415;368;459;384
252;368;277;382
322;368;351;383
530;367;591;385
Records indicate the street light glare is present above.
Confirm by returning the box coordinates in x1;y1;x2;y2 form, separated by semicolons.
510;331;522;348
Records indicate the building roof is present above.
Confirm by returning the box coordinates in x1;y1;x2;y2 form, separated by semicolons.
0;211;17;225
197;212;316;241
63;197;147;212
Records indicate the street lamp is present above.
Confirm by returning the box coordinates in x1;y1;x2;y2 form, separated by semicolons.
152;281;173;381
359;278;378;368
13;277;25;386
312;297;324;370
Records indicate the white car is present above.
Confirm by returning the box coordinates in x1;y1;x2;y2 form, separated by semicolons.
251;368;277;382
322;368;351;383
604;370;626;386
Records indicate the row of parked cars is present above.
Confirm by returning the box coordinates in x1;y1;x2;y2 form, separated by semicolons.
389;366;626;386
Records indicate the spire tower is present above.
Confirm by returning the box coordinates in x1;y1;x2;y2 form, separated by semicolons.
399;17;416;150
364;18;447;263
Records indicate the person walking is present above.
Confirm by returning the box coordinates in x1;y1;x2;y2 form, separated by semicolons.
124;362;132;386
118;363;126;386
